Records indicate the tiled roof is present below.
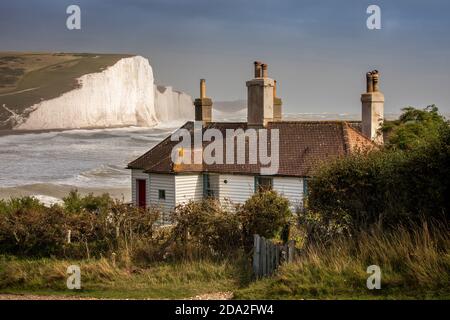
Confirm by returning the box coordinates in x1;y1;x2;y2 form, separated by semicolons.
127;121;375;177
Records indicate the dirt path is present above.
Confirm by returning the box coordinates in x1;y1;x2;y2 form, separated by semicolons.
0;294;97;300
187;291;234;300
0;291;234;300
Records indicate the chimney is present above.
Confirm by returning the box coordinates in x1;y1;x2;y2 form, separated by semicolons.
194;79;212;123
254;61;262;78
261;64;268;78
246;61;275;127
273;80;282;121
361;70;384;144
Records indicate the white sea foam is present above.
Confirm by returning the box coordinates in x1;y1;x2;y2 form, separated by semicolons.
31;195;63;207
0;126;174;189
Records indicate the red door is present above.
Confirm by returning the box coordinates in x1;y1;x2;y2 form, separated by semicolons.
137;179;146;208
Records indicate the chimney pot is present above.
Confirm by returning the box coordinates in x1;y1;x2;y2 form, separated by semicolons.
372;70;380;92
254;61;262;78
261;64;268;78
273;80;277;98
366;72;373;93
200;79;206;98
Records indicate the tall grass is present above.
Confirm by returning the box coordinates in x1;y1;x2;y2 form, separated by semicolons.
235;221;450;299
0;255;251;299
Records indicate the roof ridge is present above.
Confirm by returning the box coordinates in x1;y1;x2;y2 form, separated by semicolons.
344;122;375;144
341;122;352;154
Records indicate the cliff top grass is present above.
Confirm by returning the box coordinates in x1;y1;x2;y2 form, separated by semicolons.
0;52;133;129
0;256;245;299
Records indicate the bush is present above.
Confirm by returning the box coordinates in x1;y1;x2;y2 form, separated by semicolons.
297;207;351;246
0;192;161;260
62;190;112;215
0;202;67;256
307;119;450;236
238;190;292;247
170;199;241;259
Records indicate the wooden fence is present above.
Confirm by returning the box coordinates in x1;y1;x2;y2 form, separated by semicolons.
252;234;296;278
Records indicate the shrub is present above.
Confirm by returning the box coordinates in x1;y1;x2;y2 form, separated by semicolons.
238;190;292;247
0;192;161;260
170;199;241;259
62;190;112;215
0;203;67;256
307;117;450;236
297;207;351;246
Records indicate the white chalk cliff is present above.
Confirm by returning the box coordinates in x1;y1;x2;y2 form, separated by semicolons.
16;56;194;130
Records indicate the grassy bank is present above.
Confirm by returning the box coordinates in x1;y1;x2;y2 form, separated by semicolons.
1;223;448;300
0;256;250;299
235;223;450;300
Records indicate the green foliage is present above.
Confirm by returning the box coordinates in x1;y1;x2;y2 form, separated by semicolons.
238;190;293;246
62;190;112;214
170;199;242;258
383;105;448;150
0;196;45;215
0;192;160;259
0;190;296;262
0;203;67;256
297;208;351;245
307;107;450;240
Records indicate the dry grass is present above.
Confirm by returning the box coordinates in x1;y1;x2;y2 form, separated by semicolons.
235;222;450;299
0;255;249;299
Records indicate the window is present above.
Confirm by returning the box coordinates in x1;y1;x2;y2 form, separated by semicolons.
303;178;308;196
203;174;216;198
158;189;166;200
255;176;273;192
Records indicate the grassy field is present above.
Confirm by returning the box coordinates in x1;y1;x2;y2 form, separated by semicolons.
0;52;132;129
0;255;250;299
1;223;448;300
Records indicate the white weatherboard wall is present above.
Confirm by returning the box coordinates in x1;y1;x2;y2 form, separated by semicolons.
175;174;203;204
131;169;150;206
273;177;304;211
149;173;175;212
218;174;255;205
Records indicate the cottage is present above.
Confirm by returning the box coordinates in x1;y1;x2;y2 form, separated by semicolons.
127;62;382;215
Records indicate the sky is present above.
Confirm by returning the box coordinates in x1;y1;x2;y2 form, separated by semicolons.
1;0;450;115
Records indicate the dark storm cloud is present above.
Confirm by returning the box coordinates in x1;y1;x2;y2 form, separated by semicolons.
1;0;450;114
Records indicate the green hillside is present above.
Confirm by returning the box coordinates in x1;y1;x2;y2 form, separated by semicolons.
0;52;133;129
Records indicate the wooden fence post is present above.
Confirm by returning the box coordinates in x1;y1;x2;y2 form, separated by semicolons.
260;237;267;276
275;246;280;268
269;243;275;274
253;235;296;277
288;240;296;263
253;234;261;278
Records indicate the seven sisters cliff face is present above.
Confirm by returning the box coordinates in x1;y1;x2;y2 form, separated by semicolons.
0;53;193;130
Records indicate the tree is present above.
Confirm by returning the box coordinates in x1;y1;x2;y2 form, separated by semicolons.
383;105;449;150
